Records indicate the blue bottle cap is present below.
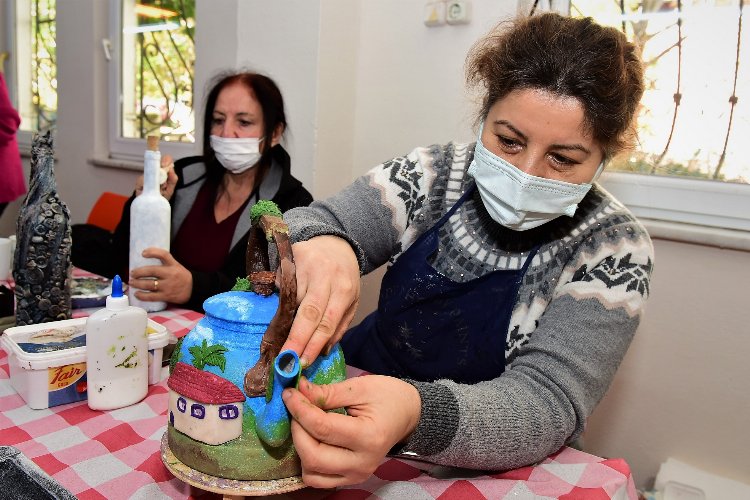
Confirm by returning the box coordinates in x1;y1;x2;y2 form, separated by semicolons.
111;275;124;298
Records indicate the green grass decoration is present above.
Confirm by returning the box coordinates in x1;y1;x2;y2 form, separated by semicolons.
250;200;282;225
169;337;184;374
232;276;252;292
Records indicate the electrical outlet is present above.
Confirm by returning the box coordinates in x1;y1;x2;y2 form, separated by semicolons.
424;1;446;27
446;0;471;25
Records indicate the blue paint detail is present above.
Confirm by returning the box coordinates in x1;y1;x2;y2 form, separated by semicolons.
177;396;186;412
256;350;300;447
177;290;344;440
170;411;174;425
219;405;239;420
191;403;205;419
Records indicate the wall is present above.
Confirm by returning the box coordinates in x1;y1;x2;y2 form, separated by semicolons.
0;0;748;491
583;239;750;488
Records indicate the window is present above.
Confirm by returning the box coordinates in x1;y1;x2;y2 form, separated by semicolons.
4;0;57;146
190;403;205;419
109;0;195;161
177;396;186;412
218;404;239;420
567;1;750;234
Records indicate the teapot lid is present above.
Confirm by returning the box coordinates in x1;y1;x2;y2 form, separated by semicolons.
203;290;279;325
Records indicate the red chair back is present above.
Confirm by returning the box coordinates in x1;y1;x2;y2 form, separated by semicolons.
86;192;129;232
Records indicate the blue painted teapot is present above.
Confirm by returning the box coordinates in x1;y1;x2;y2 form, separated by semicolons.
165;202;346;481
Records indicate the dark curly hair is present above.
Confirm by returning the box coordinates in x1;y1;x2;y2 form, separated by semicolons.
466;13;644;160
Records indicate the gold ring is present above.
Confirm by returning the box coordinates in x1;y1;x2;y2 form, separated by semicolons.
153;279;159;291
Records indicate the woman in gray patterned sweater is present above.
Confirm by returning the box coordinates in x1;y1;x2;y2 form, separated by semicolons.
280;13;653;487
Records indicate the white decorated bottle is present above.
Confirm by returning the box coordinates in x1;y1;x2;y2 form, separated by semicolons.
86;275;149;410
128;135;170;312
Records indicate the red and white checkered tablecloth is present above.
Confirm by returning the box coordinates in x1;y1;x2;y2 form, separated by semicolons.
0;280;638;499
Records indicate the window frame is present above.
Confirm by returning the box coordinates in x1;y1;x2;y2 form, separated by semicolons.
4;0;37;151
599;172;750;233
557;2;750;237
107;0;194;163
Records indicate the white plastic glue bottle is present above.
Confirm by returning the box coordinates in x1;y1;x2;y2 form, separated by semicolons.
86;275;149;410
129;135;170;312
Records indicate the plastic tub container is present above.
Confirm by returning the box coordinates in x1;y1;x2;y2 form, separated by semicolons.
1;317;169;409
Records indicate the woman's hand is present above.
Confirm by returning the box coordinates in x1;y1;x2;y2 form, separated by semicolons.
129;247;192;304
283;375;421;488
281;236;360;367
134;154;178;199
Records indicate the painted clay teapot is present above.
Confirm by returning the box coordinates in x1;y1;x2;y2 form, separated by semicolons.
165;202;346;481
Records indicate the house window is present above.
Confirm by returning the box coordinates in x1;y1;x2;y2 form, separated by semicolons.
190;403;205;419
566;0;750;234
218;404;239;420
109;0;195;160
177;396;186;412
4;0;57;144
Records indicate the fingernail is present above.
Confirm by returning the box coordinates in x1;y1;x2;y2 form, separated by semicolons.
300;357;310;369
282;389;291;401
323;345;332;356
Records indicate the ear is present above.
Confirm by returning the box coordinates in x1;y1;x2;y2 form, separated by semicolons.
271;123;284;147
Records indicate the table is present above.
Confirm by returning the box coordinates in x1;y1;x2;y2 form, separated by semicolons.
0;283;638;499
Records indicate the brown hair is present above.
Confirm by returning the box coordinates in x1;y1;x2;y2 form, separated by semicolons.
466;13;644;159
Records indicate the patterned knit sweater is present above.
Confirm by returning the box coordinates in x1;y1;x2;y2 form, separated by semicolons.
284;142;654;471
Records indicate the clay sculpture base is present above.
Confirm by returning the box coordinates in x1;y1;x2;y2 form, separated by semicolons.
160;433;305;497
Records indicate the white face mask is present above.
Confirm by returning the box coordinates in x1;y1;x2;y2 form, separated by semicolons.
467;130;603;231
210;135;264;174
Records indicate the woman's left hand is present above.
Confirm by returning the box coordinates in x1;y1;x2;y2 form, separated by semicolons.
129;247;192;304
283;375;421;488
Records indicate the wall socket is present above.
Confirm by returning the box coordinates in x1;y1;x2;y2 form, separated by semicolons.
446;0;471;25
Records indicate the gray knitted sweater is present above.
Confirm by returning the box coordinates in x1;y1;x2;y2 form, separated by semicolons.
284;142;654;471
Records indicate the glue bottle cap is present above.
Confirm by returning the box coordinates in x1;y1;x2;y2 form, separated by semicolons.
106;274;129;310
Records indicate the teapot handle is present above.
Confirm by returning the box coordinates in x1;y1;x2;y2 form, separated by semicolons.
243;214;297;397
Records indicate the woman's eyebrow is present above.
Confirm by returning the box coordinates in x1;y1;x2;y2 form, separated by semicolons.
495;119;592;155
550;143;592;155
494;120;528;143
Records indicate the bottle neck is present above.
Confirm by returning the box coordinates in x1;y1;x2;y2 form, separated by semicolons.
143;150;161;194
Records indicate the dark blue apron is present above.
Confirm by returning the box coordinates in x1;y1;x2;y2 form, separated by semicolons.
341;183;539;383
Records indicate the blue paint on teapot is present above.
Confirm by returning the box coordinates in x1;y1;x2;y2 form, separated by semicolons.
173;290;345;447
256;349;300;447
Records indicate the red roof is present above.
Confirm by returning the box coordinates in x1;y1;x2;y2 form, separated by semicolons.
168;362;246;404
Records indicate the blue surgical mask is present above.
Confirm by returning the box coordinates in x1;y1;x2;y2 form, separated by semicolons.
467;130;603;231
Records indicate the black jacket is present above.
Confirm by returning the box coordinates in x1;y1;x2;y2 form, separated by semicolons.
111;145;312;311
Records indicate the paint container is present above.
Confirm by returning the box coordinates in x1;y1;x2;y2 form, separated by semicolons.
1;308;167;410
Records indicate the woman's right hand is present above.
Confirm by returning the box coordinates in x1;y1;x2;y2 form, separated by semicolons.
281;235;360;368
134;154;178;199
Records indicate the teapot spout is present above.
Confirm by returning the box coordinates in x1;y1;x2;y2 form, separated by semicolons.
256;349;300;448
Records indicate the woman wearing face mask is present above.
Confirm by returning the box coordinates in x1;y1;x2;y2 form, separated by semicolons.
277;13;653;487
111;72;312;311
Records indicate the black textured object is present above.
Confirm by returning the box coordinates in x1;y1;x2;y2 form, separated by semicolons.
0;446;76;499
12;131;72;325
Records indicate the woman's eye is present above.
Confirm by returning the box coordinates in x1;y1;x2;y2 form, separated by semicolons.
239;120;252;127
549;154;577;168
211;117;224;126
498;136;521;149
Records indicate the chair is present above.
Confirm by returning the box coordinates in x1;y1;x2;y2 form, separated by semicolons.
86;192;129;233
